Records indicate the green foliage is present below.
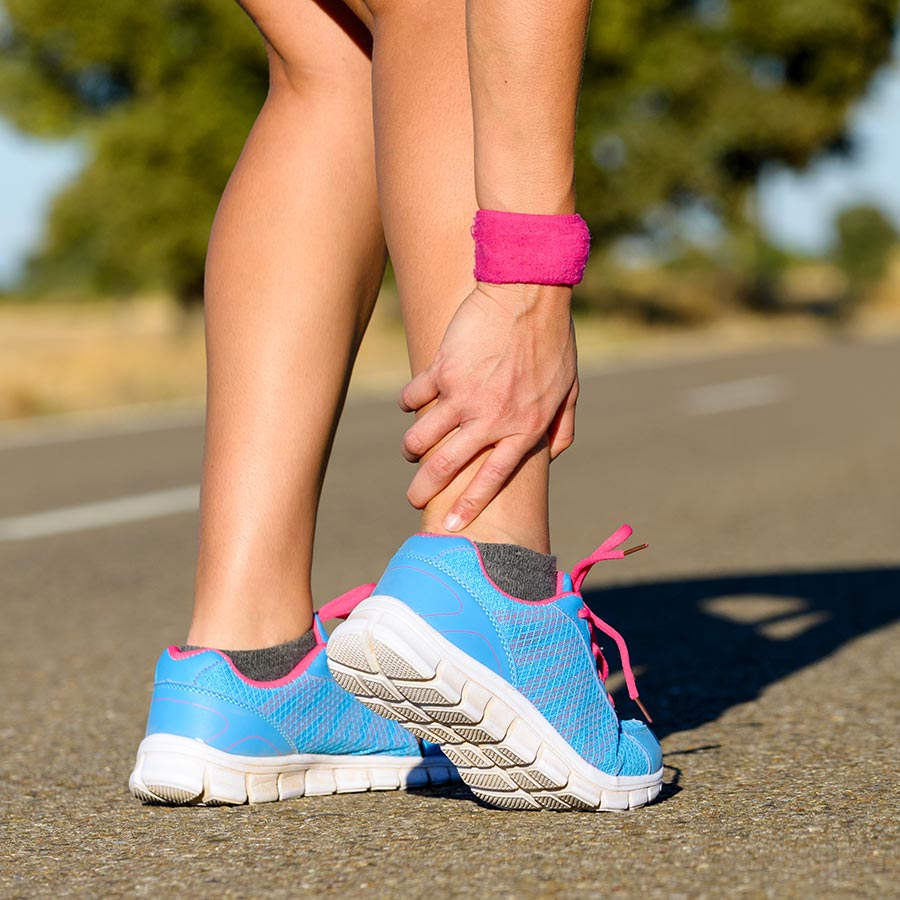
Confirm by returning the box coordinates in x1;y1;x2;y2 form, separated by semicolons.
578;0;898;238
834;204;900;284
0;0;897;302
0;0;268;301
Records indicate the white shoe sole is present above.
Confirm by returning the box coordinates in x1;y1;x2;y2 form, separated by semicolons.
129;732;457;805
326;596;664;812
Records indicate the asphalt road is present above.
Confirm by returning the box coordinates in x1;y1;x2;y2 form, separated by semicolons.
2;336;899;899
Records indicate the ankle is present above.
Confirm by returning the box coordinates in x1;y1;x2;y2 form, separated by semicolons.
190;560;315;649
418;443;552;553
420;511;550;555
187;598;314;652
185;622;314;652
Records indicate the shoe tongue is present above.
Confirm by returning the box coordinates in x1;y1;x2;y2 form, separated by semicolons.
560;571;574;593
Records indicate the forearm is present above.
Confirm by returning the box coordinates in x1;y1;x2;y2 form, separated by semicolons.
466;0;591;215
399;1;589;534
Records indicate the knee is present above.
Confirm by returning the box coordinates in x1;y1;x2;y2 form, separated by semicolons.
236;0;372;95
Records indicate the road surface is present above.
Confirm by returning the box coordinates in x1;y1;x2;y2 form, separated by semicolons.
2;335;898;899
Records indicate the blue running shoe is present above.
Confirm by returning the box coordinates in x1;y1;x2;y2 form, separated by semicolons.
129;585;457;805
326;526;663;812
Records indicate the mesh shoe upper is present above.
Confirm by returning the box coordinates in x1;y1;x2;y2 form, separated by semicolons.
373;533;661;776
145;622;421;759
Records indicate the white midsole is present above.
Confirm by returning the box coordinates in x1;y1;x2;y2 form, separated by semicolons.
129;732;455;804
326;596;663;809
133;733;441;773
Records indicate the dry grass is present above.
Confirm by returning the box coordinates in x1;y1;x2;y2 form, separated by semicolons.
0;292;415;421
0;296;207;420
3;280;900;423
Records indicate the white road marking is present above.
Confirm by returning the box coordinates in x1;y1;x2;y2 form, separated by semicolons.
0;484;200;542
684;375;785;416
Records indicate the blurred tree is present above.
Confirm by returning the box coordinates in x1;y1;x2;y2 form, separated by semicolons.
0;0;268;302
834;204;900;284
578;0;898;246
0;0;897;302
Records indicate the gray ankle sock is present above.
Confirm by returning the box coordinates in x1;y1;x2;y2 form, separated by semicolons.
181;629;318;681
474;542;558;601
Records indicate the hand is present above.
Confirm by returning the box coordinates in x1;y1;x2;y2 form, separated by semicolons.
400;282;579;531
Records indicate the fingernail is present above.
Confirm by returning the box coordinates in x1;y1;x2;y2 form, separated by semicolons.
443;513;463;533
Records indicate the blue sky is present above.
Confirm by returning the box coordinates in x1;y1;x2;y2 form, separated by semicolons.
758;46;900;253
0;121;84;285
1;43;899;286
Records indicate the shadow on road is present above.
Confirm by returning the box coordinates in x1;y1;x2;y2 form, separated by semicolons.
585;566;900;740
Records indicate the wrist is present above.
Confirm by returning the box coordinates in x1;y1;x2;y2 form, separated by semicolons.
475;282;572;319
476;281;571;305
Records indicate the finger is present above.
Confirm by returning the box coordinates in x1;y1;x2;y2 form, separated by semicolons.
548;379;579;460
401;403;461;463
405;425;493;510
442;439;529;532
399;368;439;413
548;404;575;460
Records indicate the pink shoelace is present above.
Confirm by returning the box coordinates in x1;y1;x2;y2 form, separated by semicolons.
317;583;376;623
571;524;652;723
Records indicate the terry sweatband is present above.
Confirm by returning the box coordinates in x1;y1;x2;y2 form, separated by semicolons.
472;209;591;286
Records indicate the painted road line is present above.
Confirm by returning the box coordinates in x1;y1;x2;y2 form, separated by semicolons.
684;375;786;416
0;485;200;542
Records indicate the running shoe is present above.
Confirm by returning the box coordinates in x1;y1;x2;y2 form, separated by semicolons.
129;585;457;805
326;525;663;811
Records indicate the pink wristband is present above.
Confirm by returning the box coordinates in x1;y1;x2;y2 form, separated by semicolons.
472;209;591;286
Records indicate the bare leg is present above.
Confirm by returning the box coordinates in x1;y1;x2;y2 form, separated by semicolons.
192;0;555;653
188;0;384;649
368;0;552;553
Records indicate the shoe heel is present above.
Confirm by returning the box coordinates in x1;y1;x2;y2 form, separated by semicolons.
130;734;253;805
130;748;205;805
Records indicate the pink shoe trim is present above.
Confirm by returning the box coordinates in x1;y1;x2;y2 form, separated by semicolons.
167;646;206;660
168;644;326;688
